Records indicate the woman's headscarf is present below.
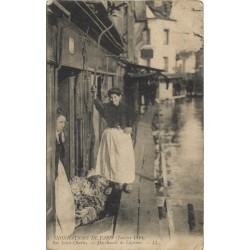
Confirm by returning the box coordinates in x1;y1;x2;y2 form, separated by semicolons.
107;87;122;97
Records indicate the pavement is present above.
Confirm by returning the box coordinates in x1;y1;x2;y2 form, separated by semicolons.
114;104;162;247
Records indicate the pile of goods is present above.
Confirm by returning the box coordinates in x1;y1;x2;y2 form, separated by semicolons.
69;175;110;227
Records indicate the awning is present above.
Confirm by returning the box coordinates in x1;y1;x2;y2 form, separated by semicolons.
127;71;156;78
122;61;165;79
125;62;165;73
165;72;195;80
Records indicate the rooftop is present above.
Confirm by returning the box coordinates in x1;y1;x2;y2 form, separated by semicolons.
146;0;176;21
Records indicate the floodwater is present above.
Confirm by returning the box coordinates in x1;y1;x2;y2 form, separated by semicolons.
159;97;204;200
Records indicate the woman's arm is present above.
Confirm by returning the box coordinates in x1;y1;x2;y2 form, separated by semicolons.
94;98;105;118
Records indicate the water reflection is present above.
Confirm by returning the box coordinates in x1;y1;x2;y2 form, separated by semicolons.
161;97;203;198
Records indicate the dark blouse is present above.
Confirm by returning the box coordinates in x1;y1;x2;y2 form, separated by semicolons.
55;133;65;179
94;98;137;129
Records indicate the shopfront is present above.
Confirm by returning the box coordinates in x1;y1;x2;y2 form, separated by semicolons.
46;0;125;235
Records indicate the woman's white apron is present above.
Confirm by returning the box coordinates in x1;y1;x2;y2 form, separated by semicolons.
95;128;135;184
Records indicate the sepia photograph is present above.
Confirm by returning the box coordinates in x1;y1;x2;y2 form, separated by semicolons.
46;0;204;249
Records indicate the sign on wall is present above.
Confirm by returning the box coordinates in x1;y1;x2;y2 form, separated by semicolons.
141;48;153;59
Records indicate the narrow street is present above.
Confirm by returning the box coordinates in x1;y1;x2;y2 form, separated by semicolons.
115;97;204;249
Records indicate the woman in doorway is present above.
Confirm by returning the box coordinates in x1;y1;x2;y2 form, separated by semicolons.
55;108;75;236
94;87;137;193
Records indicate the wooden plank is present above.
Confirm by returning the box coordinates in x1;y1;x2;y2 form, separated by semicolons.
46;63;56;236
114;188;139;236
69;75;75;178
169;202;190;235
115;140;145;236
159;217;170;241
193;210;203;234
161;152;168;187
46;22;57;62
115;111;150;236
166;201;175;236
115;106;160;239
139;142;161;239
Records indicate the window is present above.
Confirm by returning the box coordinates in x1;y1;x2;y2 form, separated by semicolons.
164;29;169;45
144;29;150;45
146;29;150;44
164;57;168;72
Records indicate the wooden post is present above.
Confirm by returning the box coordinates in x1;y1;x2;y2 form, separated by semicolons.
46;63;56;236
69;73;75;178
161;151;168;188
78;72;84;175
135;81;139;114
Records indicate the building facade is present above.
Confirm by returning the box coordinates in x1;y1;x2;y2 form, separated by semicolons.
46;0;137;235
135;0;177;100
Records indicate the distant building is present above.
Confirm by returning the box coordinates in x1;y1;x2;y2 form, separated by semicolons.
194;47;204;95
176;51;196;74
138;1;176;72
175;49;203;96
135;0;177;100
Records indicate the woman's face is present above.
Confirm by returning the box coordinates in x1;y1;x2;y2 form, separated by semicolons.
109;94;121;106
56;115;66;133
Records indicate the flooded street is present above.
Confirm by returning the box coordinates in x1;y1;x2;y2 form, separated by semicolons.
157;97;204;237
161;97;203;199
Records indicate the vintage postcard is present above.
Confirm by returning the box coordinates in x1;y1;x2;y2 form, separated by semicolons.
46;0;204;249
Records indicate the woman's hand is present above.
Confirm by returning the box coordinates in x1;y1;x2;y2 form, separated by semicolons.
124;127;133;134
91;85;97;99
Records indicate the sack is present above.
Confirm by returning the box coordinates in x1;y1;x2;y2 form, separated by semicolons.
55;160;75;236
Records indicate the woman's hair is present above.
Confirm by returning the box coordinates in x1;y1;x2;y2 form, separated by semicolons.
56;108;68;120
108;87;122;97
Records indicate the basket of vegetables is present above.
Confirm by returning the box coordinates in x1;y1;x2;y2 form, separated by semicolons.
69;175;110;227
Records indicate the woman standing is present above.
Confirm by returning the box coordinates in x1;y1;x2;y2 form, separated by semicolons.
94;88;137;193
55;108;75;236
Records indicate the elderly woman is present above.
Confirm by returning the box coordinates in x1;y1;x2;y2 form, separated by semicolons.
94;87;137;193
55;108;75;236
